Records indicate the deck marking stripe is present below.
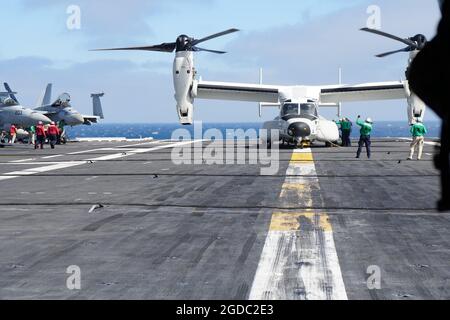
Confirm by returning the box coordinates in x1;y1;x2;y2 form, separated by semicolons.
0;140;201;182
249;148;348;300
67;148;105;155
10;158;35;163
399;138;440;147
290;153;314;162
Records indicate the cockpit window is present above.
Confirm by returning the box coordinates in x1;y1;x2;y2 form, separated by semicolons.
281;103;318;118
0;97;18;106
300;103;318;117
53;93;72;108
281;103;299;116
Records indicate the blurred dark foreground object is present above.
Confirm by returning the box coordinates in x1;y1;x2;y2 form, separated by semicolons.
409;0;450;211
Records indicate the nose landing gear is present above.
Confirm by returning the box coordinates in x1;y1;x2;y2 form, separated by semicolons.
281;138;311;149
298;140;311;149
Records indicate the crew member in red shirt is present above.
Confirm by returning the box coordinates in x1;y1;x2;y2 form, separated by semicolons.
47;122;60;149
9;124;17;144
35;121;46;150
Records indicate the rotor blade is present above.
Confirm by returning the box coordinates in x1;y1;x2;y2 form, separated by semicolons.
193;47;226;54
91;42;176;53
192;28;239;46
375;47;411;58
361;28;417;47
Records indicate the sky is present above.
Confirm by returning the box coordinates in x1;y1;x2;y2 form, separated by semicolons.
0;0;442;123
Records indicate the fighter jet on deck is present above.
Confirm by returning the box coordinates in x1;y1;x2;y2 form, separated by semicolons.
4;83;105;127
0;90;51;131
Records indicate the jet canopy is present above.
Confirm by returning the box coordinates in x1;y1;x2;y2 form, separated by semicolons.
53;93;71;107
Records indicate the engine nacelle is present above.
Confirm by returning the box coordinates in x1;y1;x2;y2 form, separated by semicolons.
173;51;195;125
316;119;340;143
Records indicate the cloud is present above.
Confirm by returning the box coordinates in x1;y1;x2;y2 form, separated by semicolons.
18;0;215;45
221;0;440;83
19;0;157;42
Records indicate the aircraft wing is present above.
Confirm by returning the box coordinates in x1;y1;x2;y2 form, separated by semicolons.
319;81;408;104
194;80;282;103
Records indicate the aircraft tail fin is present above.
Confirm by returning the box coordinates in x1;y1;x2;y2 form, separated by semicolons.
36;83;53;107
42;84;52;106
91;93;105;119
3;83;19;103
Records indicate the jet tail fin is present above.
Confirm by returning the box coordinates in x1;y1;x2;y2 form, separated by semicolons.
36;84;53;107
91;93;105;119
4;83;19;103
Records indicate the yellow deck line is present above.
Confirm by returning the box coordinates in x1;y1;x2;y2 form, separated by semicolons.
270;212;333;232
290;152;314;162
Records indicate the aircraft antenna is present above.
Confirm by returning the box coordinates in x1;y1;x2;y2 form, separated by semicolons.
338;67;342;118
259;68;263;117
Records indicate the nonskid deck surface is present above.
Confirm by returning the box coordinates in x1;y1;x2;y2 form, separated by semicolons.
0;139;448;300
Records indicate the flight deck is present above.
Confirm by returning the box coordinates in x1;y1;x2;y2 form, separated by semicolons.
0;139;448;300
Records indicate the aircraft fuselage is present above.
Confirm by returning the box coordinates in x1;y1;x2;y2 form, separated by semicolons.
262;101;340;146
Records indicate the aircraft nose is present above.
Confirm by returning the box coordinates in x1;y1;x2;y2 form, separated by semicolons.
67;114;84;125
32;113;52;124
74;114;85;124
288;122;311;138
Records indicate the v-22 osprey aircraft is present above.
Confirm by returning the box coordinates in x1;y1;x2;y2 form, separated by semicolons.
94;28;427;147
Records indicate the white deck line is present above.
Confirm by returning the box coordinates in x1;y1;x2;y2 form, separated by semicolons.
0;140;202;182
399;138;440;146
10;159;36;163
249;149;348;300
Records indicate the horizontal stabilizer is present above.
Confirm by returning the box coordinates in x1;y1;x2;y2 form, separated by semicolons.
0;91;18;96
82;116;100;125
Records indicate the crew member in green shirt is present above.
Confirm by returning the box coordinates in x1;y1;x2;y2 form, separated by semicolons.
57;121;66;145
336;118;353;147
28;125;36;145
356;115;373;159
408;118;428;160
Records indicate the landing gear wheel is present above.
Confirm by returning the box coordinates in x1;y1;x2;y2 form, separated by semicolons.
298;140;310;149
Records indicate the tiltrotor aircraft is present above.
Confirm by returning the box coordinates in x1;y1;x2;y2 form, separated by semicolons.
95;28;428;147
4;83;105;127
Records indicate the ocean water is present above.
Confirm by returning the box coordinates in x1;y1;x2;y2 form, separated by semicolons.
66;122;442;140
